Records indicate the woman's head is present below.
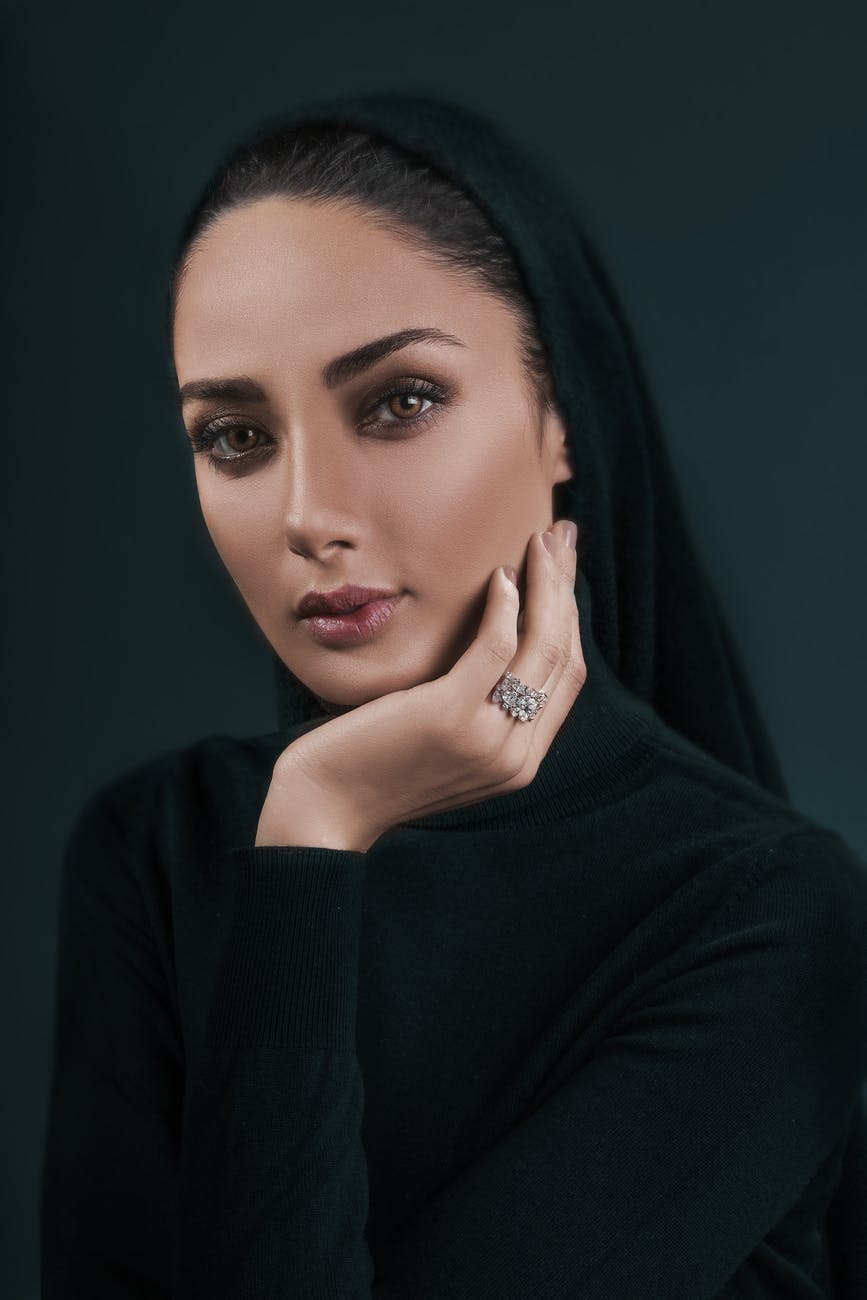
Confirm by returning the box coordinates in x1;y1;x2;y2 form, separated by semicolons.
162;91;789;795
168;123;574;712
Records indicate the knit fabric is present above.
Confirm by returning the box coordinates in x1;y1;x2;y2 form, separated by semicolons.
40;579;867;1298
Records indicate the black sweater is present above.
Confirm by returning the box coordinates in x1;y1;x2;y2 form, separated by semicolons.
40;586;867;1299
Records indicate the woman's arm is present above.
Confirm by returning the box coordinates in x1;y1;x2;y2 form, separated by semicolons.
42;790;867;1299
370;829;867;1299
40;787;184;1298
179;828;867;1299
175;843;373;1297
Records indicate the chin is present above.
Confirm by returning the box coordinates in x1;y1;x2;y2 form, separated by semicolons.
285;603;477;708
301;671;417;711
294;646;446;711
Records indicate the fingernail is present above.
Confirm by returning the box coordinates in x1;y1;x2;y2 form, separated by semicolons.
541;530;556;554
561;520;578;550
503;565;517;585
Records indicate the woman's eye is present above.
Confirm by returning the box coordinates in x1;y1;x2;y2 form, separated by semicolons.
186;377;451;474
373;389;434;424
185;422;272;470
213;426;262;456
362;378;448;430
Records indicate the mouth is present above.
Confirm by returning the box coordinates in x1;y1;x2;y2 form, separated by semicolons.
299;594;403;646
296;584;399;618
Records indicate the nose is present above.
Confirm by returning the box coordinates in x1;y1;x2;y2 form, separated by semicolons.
280;425;362;560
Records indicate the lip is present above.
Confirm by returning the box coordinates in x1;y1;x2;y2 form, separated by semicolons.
297;584;399;618
300;594;403;646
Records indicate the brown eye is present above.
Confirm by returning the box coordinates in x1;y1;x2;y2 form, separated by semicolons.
365;378;447;430
220;426;261;454
185;419;274;472
386;392;427;419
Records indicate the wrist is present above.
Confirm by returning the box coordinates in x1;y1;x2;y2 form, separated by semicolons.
255;762;383;852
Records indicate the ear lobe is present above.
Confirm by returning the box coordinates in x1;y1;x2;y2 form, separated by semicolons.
542;408;573;484
554;435;573;485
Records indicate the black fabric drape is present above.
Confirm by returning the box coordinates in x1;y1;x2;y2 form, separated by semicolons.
246;90;789;801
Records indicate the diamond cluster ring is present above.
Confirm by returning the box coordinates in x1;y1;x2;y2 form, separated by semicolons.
491;671;548;721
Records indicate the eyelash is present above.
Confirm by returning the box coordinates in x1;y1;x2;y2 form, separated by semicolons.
185;376;451;474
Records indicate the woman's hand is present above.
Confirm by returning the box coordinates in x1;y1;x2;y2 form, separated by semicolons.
255;518;586;850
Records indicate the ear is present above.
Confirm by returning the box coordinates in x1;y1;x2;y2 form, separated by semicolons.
544;409;573;486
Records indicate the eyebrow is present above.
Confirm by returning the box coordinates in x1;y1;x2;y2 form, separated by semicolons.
177;326;466;409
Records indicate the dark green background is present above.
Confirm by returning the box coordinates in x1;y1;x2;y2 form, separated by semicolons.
4;1;866;1293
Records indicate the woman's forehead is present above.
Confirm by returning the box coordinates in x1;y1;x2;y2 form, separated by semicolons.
178;196;445;306
173;198;521;383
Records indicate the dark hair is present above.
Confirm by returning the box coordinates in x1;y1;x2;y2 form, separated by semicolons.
165;119;558;443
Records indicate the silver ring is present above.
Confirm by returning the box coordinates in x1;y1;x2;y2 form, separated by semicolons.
491;671;548;721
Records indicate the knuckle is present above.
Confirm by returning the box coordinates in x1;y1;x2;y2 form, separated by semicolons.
564;652;588;692
485;630;518;668
538;630;568;669
273;749;298;784
498;744;527;784
272;749;310;796
464;725;523;785
501;752;538;791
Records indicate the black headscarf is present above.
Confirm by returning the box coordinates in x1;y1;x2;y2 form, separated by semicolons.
251;89;788;802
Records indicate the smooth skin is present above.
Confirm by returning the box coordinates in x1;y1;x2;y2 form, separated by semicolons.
172;196;586;850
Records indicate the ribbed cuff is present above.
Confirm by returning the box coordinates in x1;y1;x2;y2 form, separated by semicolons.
205;845;367;1051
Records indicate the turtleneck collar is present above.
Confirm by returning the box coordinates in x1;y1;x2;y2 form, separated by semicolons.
394;574;660;832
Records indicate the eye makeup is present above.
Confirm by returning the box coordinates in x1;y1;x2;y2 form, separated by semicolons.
185;374;454;474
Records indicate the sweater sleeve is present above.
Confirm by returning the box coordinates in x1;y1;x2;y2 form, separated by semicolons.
178;827;867;1300
40;783;377;1300
368;829;867;1300
174;844;374;1299
40;785;184;1299
43;797;867;1300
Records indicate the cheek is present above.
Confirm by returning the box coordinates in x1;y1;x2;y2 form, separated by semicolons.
196;481;273;596
416;429;549;574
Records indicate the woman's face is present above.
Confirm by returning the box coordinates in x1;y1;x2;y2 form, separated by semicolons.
172;196;572;711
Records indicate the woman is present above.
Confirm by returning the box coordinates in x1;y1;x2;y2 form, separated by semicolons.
40;91;867;1298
